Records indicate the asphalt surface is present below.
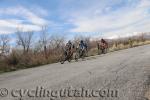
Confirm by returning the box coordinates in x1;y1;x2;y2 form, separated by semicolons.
0;44;150;100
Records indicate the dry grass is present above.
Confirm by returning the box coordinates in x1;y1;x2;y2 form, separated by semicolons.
0;50;61;72
88;48;98;56
0;37;150;73
109;40;150;52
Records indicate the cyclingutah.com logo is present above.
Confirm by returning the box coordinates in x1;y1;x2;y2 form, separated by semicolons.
0;86;118;99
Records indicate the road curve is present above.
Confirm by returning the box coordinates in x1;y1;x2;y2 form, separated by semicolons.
0;44;150;100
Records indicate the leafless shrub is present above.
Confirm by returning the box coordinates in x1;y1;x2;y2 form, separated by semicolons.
16;29;34;54
1;32;150;73
0;35;10;56
39;26;49;59
49;35;65;49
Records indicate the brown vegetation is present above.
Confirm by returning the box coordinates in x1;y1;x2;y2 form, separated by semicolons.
0;31;150;73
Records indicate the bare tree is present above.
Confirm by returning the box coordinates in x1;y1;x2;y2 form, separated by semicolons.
49;35;65;49
0;35;10;56
39;26;49;58
73;35;81;46
16;30;34;54
139;33;145;42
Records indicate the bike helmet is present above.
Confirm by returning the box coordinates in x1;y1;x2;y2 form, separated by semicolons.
68;40;71;44
80;40;84;43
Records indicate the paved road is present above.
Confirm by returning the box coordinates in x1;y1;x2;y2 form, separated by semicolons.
0;45;150;100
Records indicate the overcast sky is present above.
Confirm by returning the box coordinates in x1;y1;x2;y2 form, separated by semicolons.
0;0;150;39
